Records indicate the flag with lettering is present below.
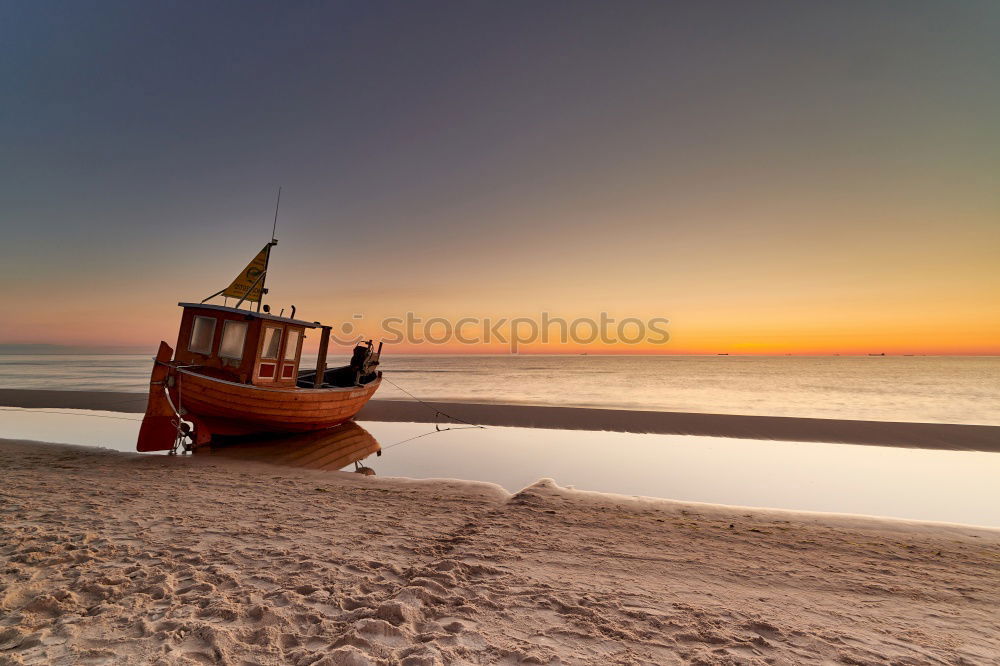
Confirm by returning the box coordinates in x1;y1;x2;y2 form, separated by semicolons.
222;244;271;302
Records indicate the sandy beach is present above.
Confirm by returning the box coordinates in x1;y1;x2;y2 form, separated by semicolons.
2;439;998;665
2;389;998;452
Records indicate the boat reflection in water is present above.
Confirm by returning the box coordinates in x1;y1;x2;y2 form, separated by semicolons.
197;421;380;473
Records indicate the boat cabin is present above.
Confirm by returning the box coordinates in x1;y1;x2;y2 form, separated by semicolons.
173;303;319;387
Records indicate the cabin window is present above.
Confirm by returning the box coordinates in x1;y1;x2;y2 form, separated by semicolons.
219;320;248;360
261;326;282;359
284;329;301;361
188;316;216;354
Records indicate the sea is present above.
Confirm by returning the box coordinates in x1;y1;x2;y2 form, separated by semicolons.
1;353;998;425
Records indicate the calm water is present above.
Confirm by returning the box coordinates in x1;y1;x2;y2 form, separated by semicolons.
1;354;998;424
2;408;998;527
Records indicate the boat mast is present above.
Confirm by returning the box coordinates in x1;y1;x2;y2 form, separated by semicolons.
257;187;281;313
271;186;281;242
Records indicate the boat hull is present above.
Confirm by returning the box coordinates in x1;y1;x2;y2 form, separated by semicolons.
174;369;382;446
136;339;382;451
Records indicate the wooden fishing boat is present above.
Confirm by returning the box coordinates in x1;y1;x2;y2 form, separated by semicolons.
137;207;383;453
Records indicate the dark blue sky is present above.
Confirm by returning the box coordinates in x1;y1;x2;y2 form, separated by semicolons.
3;1;998;351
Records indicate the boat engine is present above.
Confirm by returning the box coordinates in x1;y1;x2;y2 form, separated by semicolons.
350;340;382;385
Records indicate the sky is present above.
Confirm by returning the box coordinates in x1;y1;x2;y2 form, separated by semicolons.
1;1;998;354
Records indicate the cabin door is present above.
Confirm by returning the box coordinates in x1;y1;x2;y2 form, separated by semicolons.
280;328;302;381
256;325;283;382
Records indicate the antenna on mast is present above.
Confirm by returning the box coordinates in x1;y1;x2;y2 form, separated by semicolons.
271;186;282;242
255;186;282;313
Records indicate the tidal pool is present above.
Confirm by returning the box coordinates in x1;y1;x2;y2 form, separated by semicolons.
2;407;998;528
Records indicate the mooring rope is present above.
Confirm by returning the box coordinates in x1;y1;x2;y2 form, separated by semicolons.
373;375;488;452
380;375;486;430
380;424;485;451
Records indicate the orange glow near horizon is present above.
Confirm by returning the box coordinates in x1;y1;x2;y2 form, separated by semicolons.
3;295;998;356
5;220;998;357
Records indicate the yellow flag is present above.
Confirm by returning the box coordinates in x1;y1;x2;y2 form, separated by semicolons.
222;245;270;302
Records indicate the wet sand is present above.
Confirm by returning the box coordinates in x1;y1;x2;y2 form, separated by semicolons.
1;388;999;452
2;439;998;665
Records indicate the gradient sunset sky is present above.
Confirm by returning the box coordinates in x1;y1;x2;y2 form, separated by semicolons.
2;1;998;354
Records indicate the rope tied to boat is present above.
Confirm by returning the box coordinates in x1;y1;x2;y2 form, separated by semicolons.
380;376;485;430
152;360;200;454
376;375;487;451
380;423;485;451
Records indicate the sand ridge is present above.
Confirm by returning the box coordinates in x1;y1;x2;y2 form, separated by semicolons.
1;439;998;665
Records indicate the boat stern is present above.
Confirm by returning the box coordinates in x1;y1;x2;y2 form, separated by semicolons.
137;341;180;452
